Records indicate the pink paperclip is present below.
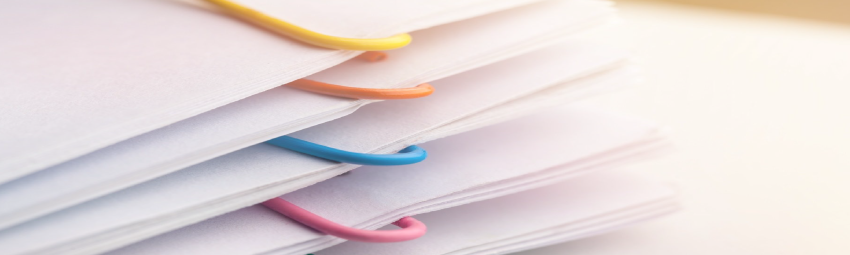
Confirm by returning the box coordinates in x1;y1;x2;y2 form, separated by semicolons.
262;198;427;242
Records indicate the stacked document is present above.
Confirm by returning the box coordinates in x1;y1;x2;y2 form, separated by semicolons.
0;0;679;254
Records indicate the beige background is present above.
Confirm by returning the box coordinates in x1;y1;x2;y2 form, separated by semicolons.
629;0;850;24
517;1;850;254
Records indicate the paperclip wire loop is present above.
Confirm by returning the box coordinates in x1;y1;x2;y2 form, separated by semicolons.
266;136;427;166
263;198;426;242
355;51;388;62
203;0;412;51
287;79;434;100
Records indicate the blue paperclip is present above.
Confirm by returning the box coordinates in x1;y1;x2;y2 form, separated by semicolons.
265;136;427;166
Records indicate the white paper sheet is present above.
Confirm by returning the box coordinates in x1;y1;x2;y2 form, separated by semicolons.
107;107;670;255
315;172;678;255
0;0;545;183
0;0;617;230
0;41;633;255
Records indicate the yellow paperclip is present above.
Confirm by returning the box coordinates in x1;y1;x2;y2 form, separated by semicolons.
203;0;412;51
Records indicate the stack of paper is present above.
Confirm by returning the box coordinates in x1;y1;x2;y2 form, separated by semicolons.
0;0;679;254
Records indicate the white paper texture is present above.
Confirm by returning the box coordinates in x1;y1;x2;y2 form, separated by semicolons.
0;41;631;255
0;0;617;230
0;0;546;183
108;107;669;255
316;172;678;255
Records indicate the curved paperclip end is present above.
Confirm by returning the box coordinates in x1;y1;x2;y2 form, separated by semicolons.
356;51;388;62
262;198;427;243
315;33;411;51
203;0;411;51
266;136;427;166
287;79;434;100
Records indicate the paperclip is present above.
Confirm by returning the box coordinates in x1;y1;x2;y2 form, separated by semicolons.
355;51;388;62
203;0;412;51
266;136;427;165
287;79;433;100
263;198;427;243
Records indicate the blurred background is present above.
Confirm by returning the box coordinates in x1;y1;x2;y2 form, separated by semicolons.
518;0;850;254
632;0;850;24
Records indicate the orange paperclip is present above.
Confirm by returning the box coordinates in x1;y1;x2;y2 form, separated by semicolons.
287;80;434;100
355;51;388;62
289;52;433;100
